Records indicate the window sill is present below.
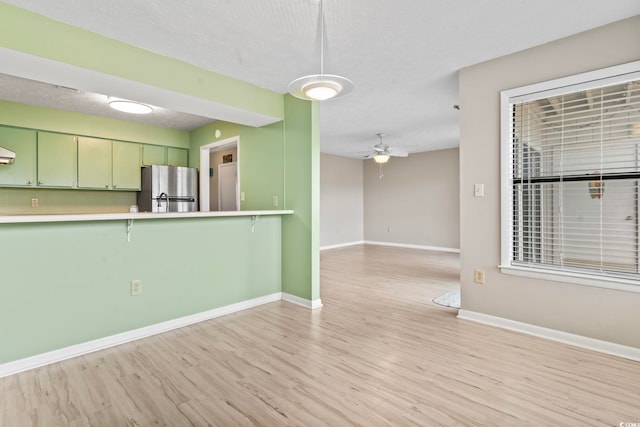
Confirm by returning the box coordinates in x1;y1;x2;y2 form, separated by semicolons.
499;265;640;294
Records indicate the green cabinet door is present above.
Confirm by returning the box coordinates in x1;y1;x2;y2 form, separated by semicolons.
0;127;36;187
37;132;77;188
167;147;188;167
78;137;112;189
142;144;166;166
112;141;141;190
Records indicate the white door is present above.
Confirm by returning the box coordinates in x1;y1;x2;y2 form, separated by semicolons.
218;162;238;211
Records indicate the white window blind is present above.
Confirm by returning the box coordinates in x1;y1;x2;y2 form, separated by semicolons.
509;77;640;281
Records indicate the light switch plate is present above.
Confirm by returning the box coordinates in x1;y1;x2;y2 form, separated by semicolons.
474;184;484;197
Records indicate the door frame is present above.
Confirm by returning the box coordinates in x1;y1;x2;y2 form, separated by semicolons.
199;136;240;211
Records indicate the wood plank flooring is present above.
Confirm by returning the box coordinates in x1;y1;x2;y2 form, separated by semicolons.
1;244;639;426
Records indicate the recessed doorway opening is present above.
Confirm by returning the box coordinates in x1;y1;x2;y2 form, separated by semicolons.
199;136;240;211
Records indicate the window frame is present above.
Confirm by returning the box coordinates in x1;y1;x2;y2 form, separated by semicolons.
500;60;640;293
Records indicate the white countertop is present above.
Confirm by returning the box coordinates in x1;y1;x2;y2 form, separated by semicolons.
0;210;294;224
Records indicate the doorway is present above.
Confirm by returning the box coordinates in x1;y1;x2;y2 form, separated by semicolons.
218;162;238;211
199;136;240;212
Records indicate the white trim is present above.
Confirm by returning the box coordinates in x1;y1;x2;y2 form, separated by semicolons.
320;240;364;251
0;293;282;379
500;265;640;294
457;309;640;362
282;293;323;309
500;89;513;268
199;136;240;213
364;241;460;253
0;292;328;379
502;60;640;102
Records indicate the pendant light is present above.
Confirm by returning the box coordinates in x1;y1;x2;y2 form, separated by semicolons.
288;0;353;101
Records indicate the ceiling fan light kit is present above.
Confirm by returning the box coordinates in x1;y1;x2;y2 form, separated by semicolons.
288;0;353;101
373;154;390;164
363;133;408;167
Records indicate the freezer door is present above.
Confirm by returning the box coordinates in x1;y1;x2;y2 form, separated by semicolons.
151;164;170;196
167;166;197;198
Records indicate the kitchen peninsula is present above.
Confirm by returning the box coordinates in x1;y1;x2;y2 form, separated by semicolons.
0;208;296;377
0;2;319;378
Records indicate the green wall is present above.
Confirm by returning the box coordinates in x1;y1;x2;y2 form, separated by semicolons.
189;120;285;211
0;187;136;215
239;122;285;210
188;121;241;168
282;95;320;300
0;216;282;363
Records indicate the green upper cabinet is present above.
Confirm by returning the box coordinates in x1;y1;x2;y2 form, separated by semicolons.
142;144;188;167
37;132;77;188
0;127;37;187
167;147;188;167
78;136;111;190
78;138;141;190
112;141;141;190
142;145;166;166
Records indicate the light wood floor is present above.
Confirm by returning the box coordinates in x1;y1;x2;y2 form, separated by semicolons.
1;244;639;426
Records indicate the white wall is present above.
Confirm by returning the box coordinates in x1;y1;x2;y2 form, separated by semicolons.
320;153;364;247
459;16;640;348
363;149;460;250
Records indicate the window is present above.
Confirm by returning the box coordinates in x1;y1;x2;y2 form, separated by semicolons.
501;62;640;291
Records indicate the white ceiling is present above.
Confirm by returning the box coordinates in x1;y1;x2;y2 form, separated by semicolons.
1;0;639;157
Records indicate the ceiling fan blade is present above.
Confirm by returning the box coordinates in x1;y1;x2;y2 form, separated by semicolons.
388;147;408;157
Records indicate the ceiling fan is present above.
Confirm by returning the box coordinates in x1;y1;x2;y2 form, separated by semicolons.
363;133;408;163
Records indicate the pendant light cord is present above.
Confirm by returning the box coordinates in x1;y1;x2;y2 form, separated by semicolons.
320;0;324;75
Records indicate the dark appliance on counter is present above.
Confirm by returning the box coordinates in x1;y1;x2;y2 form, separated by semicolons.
137;165;198;212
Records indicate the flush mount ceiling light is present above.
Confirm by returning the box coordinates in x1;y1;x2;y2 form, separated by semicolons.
108;98;153;114
288;0;353;101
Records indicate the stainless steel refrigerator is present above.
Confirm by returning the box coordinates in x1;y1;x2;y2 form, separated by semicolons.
137;165;198;212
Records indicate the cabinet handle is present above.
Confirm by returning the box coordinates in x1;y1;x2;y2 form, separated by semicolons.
105;184;109;188
27;180;32;185
113;184;117;189
38;180;43;185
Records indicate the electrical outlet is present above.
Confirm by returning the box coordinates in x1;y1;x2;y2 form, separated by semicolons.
31;197;39;207
272;195;279;207
240;192;245;202
130;280;142;296
473;269;485;284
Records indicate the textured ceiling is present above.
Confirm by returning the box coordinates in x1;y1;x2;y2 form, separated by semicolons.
1;0;639;157
0;73;213;130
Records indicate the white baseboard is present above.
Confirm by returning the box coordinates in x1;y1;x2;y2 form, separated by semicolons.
364;240;461;253
320;240;364;251
458;309;640;362
282;292;323;309
0;293;283;379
